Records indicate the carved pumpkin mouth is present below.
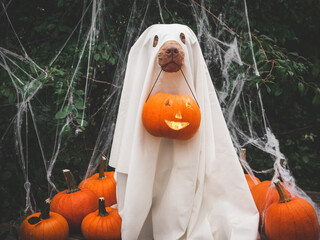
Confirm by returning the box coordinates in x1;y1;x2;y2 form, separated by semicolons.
164;120;190;130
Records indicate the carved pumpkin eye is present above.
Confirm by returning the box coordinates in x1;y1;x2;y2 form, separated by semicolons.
165;98;172;106
186;99;193;110
153;35;159;47
180;33;185;44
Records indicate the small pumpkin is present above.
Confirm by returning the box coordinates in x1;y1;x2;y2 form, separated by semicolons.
251;180;291;227
264;181;319;240
240;148;261;190
79;156;117;207
50;169;99;233
20;199;69;240
81;197;122;240
142;92;201;140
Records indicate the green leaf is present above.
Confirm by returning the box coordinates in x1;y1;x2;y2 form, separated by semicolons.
102;53;109;60
55;106;72;119
76;118;88;127
74;98;84;110
55;89;65;94
52;68;65;76
75;90;85;96
162;10;170;20
94;54;100;61
289;52;299;57
97;44;103;51
62;125;71;135
109;57;116;65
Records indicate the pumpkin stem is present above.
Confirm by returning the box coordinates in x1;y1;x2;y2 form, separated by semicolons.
98;156;107;180
39;198;51;220
97;197;109;217
277;158;285;181
240;148;246;171
63;169;80;194
274;180;291;203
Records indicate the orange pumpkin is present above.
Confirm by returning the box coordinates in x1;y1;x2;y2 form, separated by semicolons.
79;156;117;207
251;180;291;227
81;197;122;240
20;199;69;240
50;169;98;233
264;181;319;240
142;92;201;140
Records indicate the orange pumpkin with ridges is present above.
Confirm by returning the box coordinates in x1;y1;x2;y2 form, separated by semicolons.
264;181;319;240
142;92;201;140
251;180;291;227
81;197;121;240
20;199;69;240
79;157;116;207
50;169;98;233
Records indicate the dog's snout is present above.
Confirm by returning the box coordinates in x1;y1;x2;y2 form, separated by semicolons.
165;47;179;56
158;40;185;73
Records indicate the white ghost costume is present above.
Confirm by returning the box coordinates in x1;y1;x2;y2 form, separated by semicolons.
109;24;259;240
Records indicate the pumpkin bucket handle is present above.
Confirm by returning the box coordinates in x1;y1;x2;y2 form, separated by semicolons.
145;69;200;108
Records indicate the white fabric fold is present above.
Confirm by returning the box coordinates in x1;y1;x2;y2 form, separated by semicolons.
109;24;259;240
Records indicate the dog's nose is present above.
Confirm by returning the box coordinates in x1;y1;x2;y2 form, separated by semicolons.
165;47;179;56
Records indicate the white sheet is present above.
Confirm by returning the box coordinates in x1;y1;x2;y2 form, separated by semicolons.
109;24;259;240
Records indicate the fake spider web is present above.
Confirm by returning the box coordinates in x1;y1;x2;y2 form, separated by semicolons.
0;0;318;225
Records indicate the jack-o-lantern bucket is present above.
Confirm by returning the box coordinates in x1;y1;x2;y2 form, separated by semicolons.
142;92;201;140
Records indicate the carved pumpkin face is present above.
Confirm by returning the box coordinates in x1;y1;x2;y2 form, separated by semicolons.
142;92;201;140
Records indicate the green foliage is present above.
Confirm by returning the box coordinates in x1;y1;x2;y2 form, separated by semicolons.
241;30;320;191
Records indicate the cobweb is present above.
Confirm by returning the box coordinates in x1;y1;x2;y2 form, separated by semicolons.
0;0;318;225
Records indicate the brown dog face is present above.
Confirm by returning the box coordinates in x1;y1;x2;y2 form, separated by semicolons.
157;40;185;73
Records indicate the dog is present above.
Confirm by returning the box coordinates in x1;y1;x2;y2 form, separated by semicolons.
109;24;259;239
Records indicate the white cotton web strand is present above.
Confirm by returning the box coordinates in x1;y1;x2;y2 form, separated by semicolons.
189;0;319;218
0;0;105;212
1;7;41;211
45;0;105;197
243;0;259;77
157;0;166;24
84;0;152;180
